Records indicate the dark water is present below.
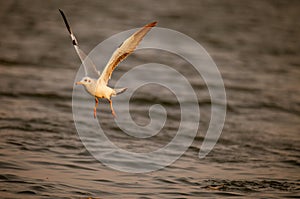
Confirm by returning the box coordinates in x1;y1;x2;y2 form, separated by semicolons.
0;0;300;198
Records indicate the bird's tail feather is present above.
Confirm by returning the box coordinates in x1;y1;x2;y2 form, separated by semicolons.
113;87;127;96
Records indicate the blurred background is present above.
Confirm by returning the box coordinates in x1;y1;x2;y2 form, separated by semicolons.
0;0;299;198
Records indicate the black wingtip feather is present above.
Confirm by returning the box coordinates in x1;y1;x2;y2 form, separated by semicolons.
59;9;72;34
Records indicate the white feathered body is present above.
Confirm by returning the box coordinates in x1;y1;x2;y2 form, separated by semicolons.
83;79;115;99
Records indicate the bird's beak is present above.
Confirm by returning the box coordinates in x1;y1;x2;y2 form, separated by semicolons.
76;81;83;85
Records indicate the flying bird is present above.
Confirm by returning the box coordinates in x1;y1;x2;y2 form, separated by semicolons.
59;9;157;118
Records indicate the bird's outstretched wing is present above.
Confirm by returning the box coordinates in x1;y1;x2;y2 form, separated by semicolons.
59;9;100;78
98;21;157;84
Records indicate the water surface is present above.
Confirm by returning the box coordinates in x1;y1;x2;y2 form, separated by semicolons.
0;0;299;198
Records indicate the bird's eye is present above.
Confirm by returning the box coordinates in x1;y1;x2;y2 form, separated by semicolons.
84;79;87;82
88;80;91;83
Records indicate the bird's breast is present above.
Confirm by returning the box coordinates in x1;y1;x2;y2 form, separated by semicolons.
95;85;113;99
83;83;113;99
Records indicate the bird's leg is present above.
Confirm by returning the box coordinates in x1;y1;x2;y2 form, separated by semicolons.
94;97;99;118
108;99;116;118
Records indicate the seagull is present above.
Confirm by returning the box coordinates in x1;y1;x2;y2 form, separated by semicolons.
59;9;157;118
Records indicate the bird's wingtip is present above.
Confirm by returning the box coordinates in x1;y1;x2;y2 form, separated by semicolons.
146;21;158;27
58;9;72;34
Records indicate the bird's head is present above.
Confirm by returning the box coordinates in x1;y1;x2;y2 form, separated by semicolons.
76;77;94;86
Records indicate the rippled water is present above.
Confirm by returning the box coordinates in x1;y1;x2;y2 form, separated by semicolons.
0;0;299;198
